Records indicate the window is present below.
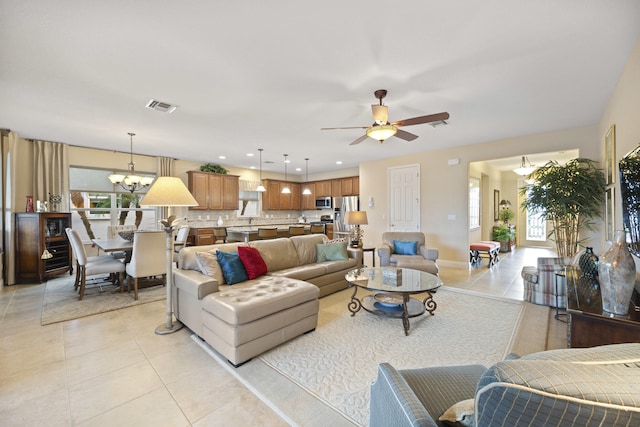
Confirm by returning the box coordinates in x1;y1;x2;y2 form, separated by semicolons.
69;167;157;242
525;187;546;241
469;177;480;230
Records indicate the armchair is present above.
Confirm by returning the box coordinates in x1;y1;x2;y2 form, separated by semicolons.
378;232;439;275
521;256;570;308
370;343;640;427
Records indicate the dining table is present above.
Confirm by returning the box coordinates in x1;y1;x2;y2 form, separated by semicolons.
92;237;134;253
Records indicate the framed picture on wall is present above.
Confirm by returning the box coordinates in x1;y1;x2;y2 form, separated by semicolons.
605;187;614;242
494;190;500;221
605;124;616;185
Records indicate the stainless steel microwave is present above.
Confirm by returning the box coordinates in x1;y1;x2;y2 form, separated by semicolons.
315;197;332;209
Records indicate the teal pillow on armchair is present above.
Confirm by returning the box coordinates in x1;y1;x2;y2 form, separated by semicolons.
393;240;418;255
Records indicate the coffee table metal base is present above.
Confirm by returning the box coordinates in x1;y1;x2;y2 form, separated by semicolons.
348;286;437;335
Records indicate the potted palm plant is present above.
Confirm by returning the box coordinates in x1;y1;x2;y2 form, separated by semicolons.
519;158;605;259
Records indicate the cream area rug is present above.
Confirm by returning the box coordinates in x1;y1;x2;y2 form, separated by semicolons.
193;286;548;427
41;275;165;325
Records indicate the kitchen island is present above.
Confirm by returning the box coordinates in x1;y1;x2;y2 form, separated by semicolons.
187;222;333;245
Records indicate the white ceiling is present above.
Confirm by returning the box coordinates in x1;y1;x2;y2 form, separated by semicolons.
1;1;639;175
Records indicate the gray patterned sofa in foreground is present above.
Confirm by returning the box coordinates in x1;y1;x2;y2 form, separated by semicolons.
370;343;640;427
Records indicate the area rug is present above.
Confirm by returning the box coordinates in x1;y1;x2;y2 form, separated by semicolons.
41;275;166;325
193;286;548;427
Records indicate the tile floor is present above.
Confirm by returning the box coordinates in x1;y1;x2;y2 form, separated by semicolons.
0;247;566;426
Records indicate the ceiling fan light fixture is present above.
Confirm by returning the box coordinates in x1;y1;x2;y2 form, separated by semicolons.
513;156;536;176
366;124;397;142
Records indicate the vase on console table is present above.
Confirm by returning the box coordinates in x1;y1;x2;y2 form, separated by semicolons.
598;230;636;316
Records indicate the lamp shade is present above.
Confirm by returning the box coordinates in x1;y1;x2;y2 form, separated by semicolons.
139;177;198;207
344;211;368;225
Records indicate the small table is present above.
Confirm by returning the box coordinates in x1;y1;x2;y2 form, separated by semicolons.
345;267;442;335
362;247;376;267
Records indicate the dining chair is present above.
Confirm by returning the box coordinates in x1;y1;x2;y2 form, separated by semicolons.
257;227;278;240
65;228;125;300
125;231;166;300
106;224;137;259
213;227;228;243
173;226;190;267
310;223;326;234
288;225;305;236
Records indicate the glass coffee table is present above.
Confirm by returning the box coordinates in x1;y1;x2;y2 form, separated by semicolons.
345;267;442;335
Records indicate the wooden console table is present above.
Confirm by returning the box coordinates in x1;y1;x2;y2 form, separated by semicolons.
566;266;640;348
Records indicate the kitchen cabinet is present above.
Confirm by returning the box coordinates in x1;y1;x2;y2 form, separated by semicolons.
15;212;72;283
341;176;359;195
301;182;315;210
316;180;332;197
290;183;301;210
263;179;300;210
187;171;239;210
188;228;215;246
331;180;342;197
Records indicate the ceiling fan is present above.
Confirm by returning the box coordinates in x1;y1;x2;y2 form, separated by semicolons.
321;89;450;145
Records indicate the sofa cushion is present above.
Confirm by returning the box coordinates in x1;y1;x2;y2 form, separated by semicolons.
393;240;418;255
249;238;300;271
268;263;329;281
216;251;249;285
195;251;225;285
290;234;326;265
322;258;358;274
316;241;349;262
390;254;427;265
237;246;268;279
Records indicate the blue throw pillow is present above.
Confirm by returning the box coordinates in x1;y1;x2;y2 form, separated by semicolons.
215;251;249;285
393;240;418;255
316;242;349;262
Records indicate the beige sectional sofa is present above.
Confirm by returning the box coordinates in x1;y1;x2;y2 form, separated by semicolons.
172;234;362;365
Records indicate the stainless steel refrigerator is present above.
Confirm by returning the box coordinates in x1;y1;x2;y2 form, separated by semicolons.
333;196;359;233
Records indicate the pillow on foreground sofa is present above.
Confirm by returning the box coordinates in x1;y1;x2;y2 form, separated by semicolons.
173;234;362;337
370;343;640;427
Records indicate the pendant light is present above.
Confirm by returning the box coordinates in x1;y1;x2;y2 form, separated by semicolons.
256;148;266;192
302;158;312;195
281;154;291;194
108;132;154;193
513;156;536;176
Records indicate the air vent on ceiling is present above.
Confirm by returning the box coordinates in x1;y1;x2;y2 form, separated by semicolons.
145;99;178;113
429;120;448;128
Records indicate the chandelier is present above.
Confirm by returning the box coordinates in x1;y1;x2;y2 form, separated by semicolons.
513;156;536;176
108;132;154;193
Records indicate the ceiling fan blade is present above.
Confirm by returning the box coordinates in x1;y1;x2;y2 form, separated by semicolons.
394;129;419;141
371;104;388;124
392;112;450;127
321;126;368;130
349;134;369;145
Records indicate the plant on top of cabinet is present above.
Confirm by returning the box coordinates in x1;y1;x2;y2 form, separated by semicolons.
200;163;229;174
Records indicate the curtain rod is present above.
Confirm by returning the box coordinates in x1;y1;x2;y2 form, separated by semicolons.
26;138;177;160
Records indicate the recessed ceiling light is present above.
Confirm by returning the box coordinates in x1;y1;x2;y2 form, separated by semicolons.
246;153;254;157
250;166;256;169
285;159;291;164
295;167;302;172
219;155;226;159
336;161;343;165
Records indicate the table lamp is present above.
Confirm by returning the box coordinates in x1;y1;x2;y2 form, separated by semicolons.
140;176;198;334
345;211;368;248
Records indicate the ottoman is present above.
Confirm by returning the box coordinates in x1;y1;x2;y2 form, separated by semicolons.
201;276;319;366
396;259;439;276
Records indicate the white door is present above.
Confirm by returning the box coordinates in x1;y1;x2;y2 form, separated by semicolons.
388;164;420;231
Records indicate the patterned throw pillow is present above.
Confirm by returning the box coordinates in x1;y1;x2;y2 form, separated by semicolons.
194;251;225;285
215;251;249;285
237;246;268;279
323;236;348;244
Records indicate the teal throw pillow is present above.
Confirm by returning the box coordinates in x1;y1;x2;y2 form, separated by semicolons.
316;242;349;262
393;240;418;255
215;250;249;285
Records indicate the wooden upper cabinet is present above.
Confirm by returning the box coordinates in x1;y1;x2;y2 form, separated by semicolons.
341;176;359;195
187;171;239;210
264;180;280;210
331;180;342;197
317;180;332;197
290;183;301;210
301;182;315;210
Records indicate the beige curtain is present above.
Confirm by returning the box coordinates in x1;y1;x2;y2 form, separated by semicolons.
156;157;175;220
32;140;69;209
3;132;21;285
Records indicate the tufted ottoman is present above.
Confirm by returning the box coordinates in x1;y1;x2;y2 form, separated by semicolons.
201;276;319;366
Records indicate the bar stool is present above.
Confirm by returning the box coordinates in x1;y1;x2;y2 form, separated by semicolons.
257;228;278;240
310;223;325;234
213;227;227;243
288;226;305;237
